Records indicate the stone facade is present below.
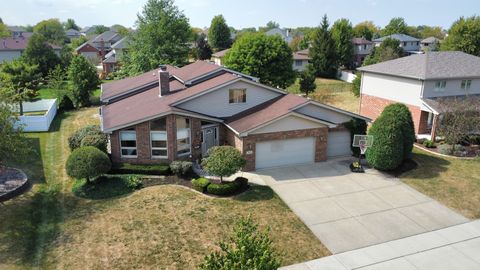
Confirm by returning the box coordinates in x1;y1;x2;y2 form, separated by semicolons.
110;114;211;165
360;94;425;133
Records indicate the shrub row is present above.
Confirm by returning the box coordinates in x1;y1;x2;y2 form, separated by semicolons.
170;161;193;176
191;177;249;196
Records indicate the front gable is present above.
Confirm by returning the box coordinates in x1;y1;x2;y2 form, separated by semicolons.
174;79;284;118
295;103;353;124
250;114;328;135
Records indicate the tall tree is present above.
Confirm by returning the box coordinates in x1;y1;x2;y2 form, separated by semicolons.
208;15;232;51
22;33;60;77
93;25;110;34
0;60;41;115
68;55;100;107
441;16;480;56
0;99;30;166
33;18;66;45
224;33;295;88
331;18;354;69
64;18;80;30
363;38;403;65
259;20;280;32
122;0;191;74
310;15;338;78
353;21;379;40
195;33;212;60
418;25;445;39
382;17;408;36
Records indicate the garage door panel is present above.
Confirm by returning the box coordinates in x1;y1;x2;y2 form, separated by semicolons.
256;137;315;169
327;131;352;157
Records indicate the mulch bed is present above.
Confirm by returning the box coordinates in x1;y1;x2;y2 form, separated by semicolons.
0;167;29;202
415;143;480;158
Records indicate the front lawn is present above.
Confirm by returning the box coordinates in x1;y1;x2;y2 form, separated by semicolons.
0;108;329;269
401;148;480;219
287;77;359;113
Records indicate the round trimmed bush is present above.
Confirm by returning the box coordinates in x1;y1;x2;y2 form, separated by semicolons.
191;177;210;192
66;146;111;182
366;111;404;171
381;103;415;160
80;133;108;152
68;125;104;151
206;181;241;196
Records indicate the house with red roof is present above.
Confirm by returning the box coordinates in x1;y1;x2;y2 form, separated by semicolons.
100;61;369;171
0;34;61;63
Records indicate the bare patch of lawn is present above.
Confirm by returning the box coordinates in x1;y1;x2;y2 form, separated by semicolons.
287;77;360;113
402;148;480;219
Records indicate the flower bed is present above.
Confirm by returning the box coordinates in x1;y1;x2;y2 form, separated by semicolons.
414;142;480;158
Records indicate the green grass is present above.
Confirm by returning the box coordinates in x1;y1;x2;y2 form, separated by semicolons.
72;175;140;200
287;77;360;113
401;148;480;219
37;87;102;105
0;108;329;269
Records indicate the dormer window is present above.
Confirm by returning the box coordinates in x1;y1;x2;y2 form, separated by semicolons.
461;80;471;91
229;89;246;104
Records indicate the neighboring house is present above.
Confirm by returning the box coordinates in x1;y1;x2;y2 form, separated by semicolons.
100;61;368;171
102;37;130;74
0;35;61;63
292;48;310;72
76;31;123;65
265;28;294;43
80;26;99;36
421;37;440;51
75;42;101;64
211;48;229;66
7;26;26;38
373;34;421;54
66;28;81;40
352;38;373;67
358;51;480;141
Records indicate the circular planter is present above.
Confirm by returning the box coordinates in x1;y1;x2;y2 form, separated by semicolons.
0;167;29;202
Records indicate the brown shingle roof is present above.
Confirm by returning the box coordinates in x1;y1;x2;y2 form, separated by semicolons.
102;72;237;131
212;48;230;58
226;94;307;133
352;38;373;45
293;48;311;60
173;60;222;82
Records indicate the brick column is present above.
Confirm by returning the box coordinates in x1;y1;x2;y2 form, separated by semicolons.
190;118;202;162
166;115;176;161
135;122;150;160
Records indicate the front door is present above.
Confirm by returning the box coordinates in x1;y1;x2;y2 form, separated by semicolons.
202;126;218;156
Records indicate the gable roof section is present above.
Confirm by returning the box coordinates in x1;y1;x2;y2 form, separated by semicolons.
111;37;129;49
173;61;223;83
357;51;480;80
212;48;230;58
421;37;439;43
352;37;373;45
374;34;420;42
293;48;311;60
92;31;121;43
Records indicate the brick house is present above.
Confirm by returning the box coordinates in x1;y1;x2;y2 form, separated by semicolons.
358;51;480;141
101;61;368;171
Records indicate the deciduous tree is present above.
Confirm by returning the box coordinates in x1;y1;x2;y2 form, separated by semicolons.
441;16;480;56
68;55;100;107
331;18;354;69
208;15;232;51
353;21;379;40
93;25;110;34
122;0;191;74
310;15;338;78
224;33;295;88
202;146;246;183
0;100;30;166
0;22;9;38
33;18;66;45
22;33;61;77
64;18;80;30
382;17;408;36
363;38;403;65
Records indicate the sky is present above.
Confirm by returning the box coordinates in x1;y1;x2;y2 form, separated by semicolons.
1;0;479;30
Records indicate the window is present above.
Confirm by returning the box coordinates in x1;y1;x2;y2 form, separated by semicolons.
176;117;191;156
120;130;137;157
229;89;246;104
403;42;407;47
434;81;446;92
461;80;472;91
150;118;167;158
416;41;419;46
363;44;367;50
295;60;303;66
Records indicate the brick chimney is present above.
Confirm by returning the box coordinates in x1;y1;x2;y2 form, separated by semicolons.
158;65;170;97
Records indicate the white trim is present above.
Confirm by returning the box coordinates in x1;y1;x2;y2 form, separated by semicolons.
119;130;138;158
176;116;192;157
421;100;440;115
223;123;241;136
103;111;223;133
292;100;371;122
150;131;168;159
240;112;336;137
171;77;286;106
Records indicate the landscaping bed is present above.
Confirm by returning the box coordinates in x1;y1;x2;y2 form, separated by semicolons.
415;141;480;158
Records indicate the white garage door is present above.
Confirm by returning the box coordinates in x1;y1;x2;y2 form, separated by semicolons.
327;131;352;157
255;137;315;169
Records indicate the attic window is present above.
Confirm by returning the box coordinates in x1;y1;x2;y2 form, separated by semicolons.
229;89;246;104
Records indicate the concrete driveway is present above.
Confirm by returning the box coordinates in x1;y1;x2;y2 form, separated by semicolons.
250;158;469;254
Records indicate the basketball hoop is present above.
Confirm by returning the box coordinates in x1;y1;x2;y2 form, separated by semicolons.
352;134;374;165
359;140;368;155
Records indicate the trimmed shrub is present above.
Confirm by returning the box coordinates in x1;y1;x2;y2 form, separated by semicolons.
68;125;103;151
423;139;435;148
66;146;111;182
192;177;210;192
381;103;415;160
109;163;170;175
125;175;143;189
80;133;108;152
366;111;404;171
207;181;241;196
170;161;193;176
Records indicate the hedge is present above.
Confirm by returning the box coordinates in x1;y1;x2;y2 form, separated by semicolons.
191;177;210;192
206;177;249;196
110;163;170;175
381;103;415;160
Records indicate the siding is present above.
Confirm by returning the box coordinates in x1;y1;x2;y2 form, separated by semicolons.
292;59;308;71
361;72;423;106
295;104;353;124
422;78;480;98
176;81;283;118
0;50;22;62
250;115;325;134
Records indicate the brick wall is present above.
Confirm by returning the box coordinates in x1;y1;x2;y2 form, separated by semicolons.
241;127;328;171
360;94;424;133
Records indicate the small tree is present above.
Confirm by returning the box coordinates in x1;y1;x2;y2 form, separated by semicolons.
310;15;338;78
0;60;41;115
208;15;232;51
33;18;66;45
0;101;30;166
22;33;61;77
195;33;212;60
351;73;361;97
66;146;111;182
64;18;80;31
199;216;280;270
299;66;316;97
68;55;100;107
202;146;246;183
48;65;65;90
